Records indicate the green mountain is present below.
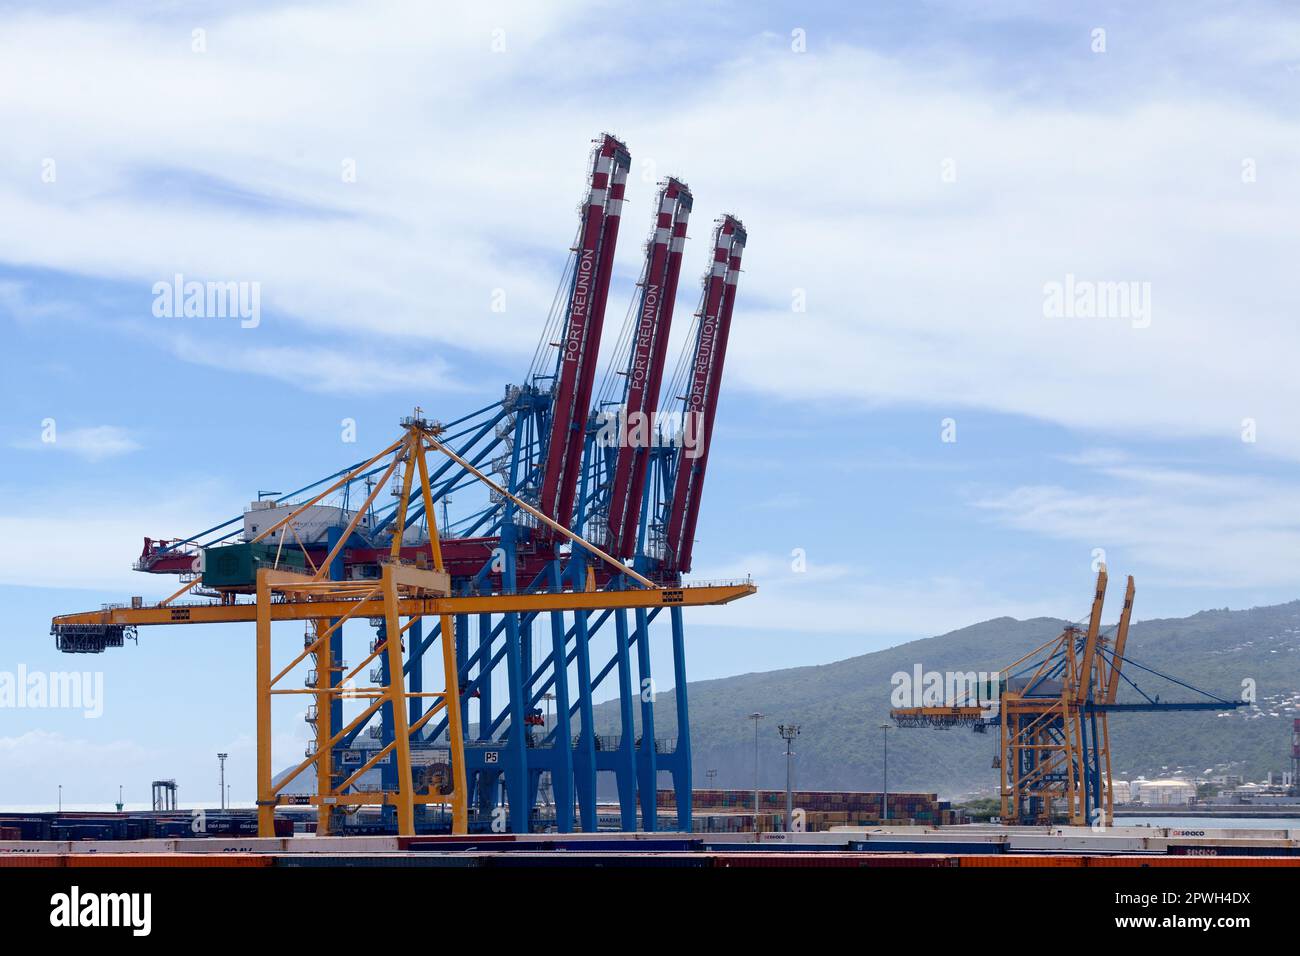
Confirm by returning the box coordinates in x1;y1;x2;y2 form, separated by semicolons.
597;601;1300;799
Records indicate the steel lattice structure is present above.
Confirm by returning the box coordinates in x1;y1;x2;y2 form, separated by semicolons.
891;567;1243;826
50;134;753;837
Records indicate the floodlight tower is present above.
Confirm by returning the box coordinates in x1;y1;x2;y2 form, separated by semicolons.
218;752;228;810
879;722;891;821
777;723;800;831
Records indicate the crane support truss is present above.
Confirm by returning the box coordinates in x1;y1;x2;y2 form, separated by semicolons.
891;708;986;730
52;422;755;837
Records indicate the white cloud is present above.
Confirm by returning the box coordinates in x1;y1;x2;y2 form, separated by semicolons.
0;729;150;777
0;482;227;589
1;2;1298;612
164;334;468;395
0;1;1294;460
12;425;141;461
688;552;1069;639
975;458;1300;589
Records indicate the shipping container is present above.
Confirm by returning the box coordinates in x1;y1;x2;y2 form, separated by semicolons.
202;542;307;588
959;854;1084;867
171;838;287;853
69;840;177;854
0;854;64;868
1086;854;1300;867
1010;833;1150;853
64;853;273;868
276;853;481;868
288;835;402;853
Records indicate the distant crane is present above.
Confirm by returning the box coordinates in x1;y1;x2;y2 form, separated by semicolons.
891;567;1244;826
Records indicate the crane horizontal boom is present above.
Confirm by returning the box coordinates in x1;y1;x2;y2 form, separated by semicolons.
52;581;756;630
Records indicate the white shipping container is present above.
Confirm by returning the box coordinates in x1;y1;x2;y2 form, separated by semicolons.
284;835;401;853
69;839;178;854
0;841;72;854
243;504;375;545
171;838;286;853
1010;833;1151;853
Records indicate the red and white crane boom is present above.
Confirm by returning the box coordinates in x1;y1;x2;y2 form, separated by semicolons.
602;177;693;558
538;133;631;532
662;214;746;573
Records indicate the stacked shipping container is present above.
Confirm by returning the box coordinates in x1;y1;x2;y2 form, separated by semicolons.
664;789;960;830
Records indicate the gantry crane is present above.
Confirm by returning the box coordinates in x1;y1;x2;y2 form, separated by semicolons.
51;416;754;837
51;135;752;837
891;567;1243;826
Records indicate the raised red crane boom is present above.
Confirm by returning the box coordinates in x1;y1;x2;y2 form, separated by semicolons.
603;177;693;558
538;133;631;531
662;214;746;574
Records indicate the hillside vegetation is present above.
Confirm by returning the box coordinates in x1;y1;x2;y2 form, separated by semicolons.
594;601;1300;798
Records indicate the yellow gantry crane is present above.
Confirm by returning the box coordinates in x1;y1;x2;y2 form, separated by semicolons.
991;568;1134;825
51;416;756;836
894;568;1136;826
893;567;1241;826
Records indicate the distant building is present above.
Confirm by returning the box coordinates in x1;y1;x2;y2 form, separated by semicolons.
1136;778;1195;806
1222;780;1300;805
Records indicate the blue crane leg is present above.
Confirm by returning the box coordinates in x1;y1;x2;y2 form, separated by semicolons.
670;606;691;832
612;606;638;829
476;612;494;820
408;617;424;827
502;609;529;832
326;526;345;829
378;621;396;828
572;607;598;831
455;610;469;814
547;566;575;831
634;605;658;831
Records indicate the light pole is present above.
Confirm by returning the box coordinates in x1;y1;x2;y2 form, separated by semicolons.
706;768;718;790
777;724;800;831
58;784;62;813
748;712;765;828
879;722;891;822
218;753;228;810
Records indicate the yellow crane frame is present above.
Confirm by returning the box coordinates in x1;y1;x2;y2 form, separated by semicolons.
52;416;756;836
892;567;1134;826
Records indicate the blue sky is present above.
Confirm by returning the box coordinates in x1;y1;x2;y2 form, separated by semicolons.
2;0;1299;807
